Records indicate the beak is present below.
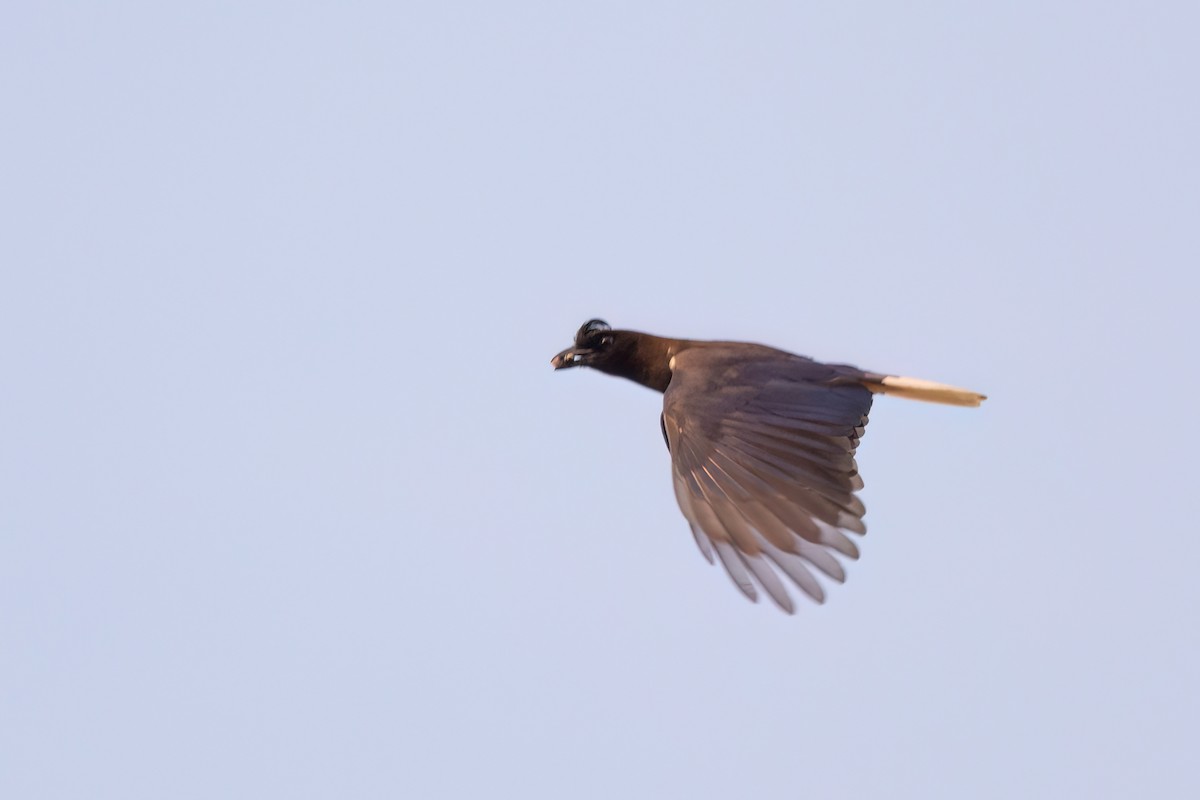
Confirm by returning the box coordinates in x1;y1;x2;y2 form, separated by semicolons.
551;346;589;370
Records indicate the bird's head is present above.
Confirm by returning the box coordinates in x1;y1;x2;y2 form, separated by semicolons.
550;318;618;371
551;319;677;392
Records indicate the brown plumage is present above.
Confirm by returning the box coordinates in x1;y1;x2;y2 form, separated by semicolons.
551;319;986;613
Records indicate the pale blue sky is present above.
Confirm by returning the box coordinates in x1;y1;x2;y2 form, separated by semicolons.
2;2;1197;798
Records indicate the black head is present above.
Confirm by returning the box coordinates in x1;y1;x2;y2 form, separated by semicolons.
550;319;615;370
550;318;678;392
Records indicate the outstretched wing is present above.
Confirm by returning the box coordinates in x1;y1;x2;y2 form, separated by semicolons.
662;346;873;613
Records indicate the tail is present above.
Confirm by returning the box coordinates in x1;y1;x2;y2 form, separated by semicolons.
861;373;987;407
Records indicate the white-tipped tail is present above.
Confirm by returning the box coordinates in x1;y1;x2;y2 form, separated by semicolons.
863;375;987;407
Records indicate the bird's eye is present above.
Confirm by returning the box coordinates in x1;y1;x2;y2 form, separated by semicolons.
576;318;611;346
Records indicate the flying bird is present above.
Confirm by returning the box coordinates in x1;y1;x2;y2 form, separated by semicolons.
551;319;985;613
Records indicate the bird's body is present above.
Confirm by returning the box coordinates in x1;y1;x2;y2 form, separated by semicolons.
552;319;985;613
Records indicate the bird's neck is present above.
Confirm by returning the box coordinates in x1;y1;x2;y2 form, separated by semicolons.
596;334;682;393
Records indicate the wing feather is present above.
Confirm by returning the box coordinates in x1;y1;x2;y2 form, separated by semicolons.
663;346;874;610
738;550;795;613
712;541;757;602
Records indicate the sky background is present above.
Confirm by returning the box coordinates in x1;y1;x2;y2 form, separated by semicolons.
3;2;1198;798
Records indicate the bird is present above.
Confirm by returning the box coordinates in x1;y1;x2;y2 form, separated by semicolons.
551;318;986;613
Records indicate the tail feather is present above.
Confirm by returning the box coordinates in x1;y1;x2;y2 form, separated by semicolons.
862;374;987;407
